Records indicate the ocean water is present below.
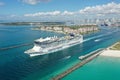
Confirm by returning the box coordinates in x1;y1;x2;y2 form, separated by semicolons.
62;56;120;80
0;25;120;80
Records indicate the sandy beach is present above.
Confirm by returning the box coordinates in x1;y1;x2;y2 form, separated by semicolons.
100;50;120;57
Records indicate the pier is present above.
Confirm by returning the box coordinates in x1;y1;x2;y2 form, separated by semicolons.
52;49;104;80
0;43;33;51
79;48;104;60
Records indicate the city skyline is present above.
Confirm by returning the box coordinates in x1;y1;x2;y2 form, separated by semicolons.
0;0;120;21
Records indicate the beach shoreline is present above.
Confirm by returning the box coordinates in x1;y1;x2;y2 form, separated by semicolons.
100;50;120;57
100;41;120;57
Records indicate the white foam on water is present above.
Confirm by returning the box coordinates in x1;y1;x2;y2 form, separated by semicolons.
83;30;118;42
65;56;71;59
94;39;102;42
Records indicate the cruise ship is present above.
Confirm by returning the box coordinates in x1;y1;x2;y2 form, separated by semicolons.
25;34;83;57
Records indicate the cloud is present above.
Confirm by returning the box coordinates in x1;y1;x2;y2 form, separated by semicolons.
62;11;75;15
79;2;120;15
24;10;76;17
24;2;120;17
24;11;61;16
0;2;4;6
21;0;50;5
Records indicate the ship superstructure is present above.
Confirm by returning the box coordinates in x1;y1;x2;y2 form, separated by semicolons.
25;34;83;57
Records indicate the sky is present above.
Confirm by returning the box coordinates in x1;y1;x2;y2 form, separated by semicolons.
0;0;120;22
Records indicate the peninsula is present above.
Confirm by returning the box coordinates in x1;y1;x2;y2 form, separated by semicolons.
0;22;99;34
32;25;99;34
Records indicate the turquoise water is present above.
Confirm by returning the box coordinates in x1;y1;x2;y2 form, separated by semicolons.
0;25;120;80
62;56;120;80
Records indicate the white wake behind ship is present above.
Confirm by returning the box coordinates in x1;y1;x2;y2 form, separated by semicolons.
25;34;83;57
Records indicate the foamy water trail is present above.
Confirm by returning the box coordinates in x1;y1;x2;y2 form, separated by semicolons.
83;34;103;42
94;39;102;42
59;56;71;61
65;56;71;59
63;56;71;60
83;30;118;42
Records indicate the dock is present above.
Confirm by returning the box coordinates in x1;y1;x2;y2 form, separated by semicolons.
0;43;32;51
52;48;104;80
79;48;104;60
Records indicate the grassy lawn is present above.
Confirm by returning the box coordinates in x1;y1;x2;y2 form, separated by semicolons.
110;42;120;50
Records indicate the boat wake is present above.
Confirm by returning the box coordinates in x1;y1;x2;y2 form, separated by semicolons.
60;56;71;61
94;39;102;42
65;56;71;59
83;34;103;42
83;30;118;42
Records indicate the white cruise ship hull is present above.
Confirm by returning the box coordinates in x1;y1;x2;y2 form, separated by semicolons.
25;35;83;57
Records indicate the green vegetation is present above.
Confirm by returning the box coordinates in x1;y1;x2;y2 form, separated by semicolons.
50;25;98;29
68;25;97;29
33;24;99;35
110;42;120;50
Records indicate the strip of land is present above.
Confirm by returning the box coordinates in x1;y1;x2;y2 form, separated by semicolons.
100;42;120;57
0;22;99;35
32;25;99;35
